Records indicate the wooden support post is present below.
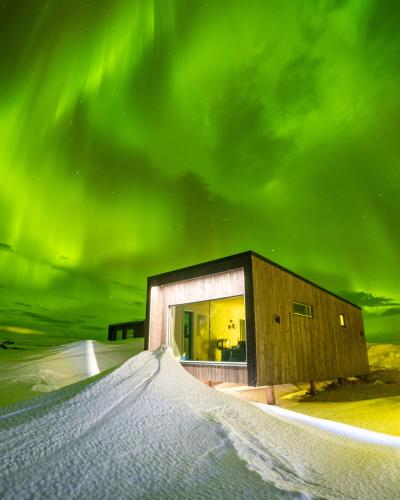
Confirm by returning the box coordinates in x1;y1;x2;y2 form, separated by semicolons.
309;380;317;396
338;377;344;385
208;380;212;388
266;385;276;405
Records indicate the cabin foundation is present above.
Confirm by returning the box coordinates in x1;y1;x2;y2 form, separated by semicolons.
266;385;276;405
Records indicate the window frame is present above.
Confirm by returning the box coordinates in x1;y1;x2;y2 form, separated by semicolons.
292;301;314;318
168;294;247;365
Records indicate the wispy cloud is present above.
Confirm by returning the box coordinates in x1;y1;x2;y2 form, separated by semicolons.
110;281;145;293
14;302;33;308
18;310;84;327
0;242;15;253
112;299;144;308
380;307;400;317
50;263;73;273
81;325;105;332
339;291;400;308
367;307;400;318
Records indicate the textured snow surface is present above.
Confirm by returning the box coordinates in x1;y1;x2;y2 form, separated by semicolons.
368;343;400;369
1;348;400;500
0;340;142;394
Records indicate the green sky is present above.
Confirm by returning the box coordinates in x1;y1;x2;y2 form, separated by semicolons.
0;0;399;342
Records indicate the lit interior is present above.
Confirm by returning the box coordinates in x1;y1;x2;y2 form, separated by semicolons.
170;295;246;363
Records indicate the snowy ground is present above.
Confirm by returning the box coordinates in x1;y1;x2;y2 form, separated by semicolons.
216;344;400;437
1;347;400;499
0;339;143;406
273;344;400;437
367;343;400;369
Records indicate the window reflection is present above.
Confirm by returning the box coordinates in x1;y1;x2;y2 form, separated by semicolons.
170;295;246;363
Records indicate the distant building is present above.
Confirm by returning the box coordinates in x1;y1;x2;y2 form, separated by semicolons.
144;251;369;402
108;320;145;341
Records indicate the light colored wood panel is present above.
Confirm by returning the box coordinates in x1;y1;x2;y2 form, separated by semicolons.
148;285;163;350
148;268;245;350
162;268;245;307
182;363;248;384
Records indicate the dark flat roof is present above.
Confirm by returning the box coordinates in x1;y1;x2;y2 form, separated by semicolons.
147;250;361;310
108;320;145;328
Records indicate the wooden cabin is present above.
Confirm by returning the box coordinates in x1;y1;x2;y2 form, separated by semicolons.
108;320;145;341
144;251;369;400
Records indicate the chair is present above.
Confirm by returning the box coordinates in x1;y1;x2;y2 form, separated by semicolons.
230;341;246;362
221;349;232;362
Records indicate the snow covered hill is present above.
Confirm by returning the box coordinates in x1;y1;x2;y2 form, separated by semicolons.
0;340;143;406
1;348;399;499
368;343;400;369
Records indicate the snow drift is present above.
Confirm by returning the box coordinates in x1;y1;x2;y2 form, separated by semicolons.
0;340;142;394
368;343;400;369
1;348;399;499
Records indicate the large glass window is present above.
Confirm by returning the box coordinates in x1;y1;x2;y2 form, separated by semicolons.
170;295;246;363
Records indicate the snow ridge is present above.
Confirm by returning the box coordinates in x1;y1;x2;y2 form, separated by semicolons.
1;348;399;499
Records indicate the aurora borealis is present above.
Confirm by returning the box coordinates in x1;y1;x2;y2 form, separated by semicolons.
0;0;399;342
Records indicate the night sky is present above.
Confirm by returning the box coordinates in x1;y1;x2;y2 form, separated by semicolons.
0;1;399;342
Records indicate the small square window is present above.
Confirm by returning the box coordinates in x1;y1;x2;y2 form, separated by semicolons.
339;314;346;327
292;302;313;318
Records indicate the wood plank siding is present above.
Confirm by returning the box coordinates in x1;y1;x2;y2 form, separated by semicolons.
181;362;248;384
251;254;369;385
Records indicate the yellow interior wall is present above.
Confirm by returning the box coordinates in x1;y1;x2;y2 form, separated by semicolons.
172;296;245;362
209;297;245;361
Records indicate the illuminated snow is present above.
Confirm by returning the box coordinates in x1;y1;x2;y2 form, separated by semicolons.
0;340;141;395
368;343;400;370
1;348;400;499
255;403;400;448
84;340;100;377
